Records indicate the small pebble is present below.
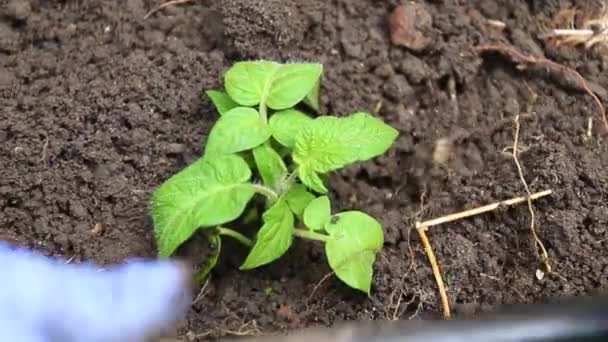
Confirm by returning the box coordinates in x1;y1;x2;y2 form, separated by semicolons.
535;269;545;280
382;74;414;101
166;143;186;155
91;223;105;237
374;63;394;78
399;55;430;84
6;0;32;21
389;3;433;51
433;138;452;164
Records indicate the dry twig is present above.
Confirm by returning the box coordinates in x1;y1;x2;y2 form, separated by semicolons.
415;225;450;319
415;189;552;319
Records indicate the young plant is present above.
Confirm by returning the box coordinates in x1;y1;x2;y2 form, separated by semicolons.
151;61;398;294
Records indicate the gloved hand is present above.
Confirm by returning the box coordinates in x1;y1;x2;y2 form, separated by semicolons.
0;242;191;342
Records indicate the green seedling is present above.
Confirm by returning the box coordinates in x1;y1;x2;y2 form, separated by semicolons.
151;60;398;294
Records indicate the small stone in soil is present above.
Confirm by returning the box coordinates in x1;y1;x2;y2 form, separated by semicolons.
6;0;32;21
389;3;433;51
374;63;394;78
91;223;105;237
382;74;414;101
433;138;452;164
398;55;430;84
166;143;186;155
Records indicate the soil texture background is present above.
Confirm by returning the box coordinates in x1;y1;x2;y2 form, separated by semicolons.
2;0;608;340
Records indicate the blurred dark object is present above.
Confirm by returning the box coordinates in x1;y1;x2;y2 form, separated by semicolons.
225;295;608;342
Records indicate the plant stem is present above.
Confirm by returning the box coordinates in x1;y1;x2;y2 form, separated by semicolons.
259;102;268;123
293;228;331;242
247;183;279;202
285;169;299;187
217;227;253;247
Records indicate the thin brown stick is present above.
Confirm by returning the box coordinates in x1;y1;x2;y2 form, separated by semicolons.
476;43;608;134
512;115;552;273
416;189;552;229
416;226;451;319
415;190;553;319
144;0;193;19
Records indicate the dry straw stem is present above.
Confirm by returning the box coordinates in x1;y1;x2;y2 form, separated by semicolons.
144;0;194;19
539;3;608;49
415;189;553;320
415;226;450;319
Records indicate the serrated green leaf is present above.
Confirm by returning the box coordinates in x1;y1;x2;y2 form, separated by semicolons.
303;78;321;112
206;90;238;116
241;199;294;269
303;196;331;232
347;112;400;160
268;109;313;148
253;143;287;189
152;155;255;257
284;184;315;217
293;113;398;191
324;211;384;294
224;61;280;107
266;63;323;110
204;107;271;157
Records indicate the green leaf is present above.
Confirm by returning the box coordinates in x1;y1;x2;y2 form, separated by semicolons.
347;112;400;161
206;90;238;116
303;196;331;232
324;211;384;294
303;78;321;112
266;63;323;110
252;143;287;189
224;61;280;107
204;107;271;157
298;163;327;193
268;109;313;148
241;199;294;269
293;113;398;191
152;155;255;257
284;184;315;217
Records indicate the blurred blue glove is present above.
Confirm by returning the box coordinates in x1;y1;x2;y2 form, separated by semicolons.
0;242;191;342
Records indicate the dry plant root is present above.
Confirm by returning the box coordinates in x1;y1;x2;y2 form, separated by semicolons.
475;43;608;134
144;0;194;19
511;115;551;273
415;189;553;320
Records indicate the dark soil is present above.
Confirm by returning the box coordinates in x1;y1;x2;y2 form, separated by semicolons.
2;0;608;340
